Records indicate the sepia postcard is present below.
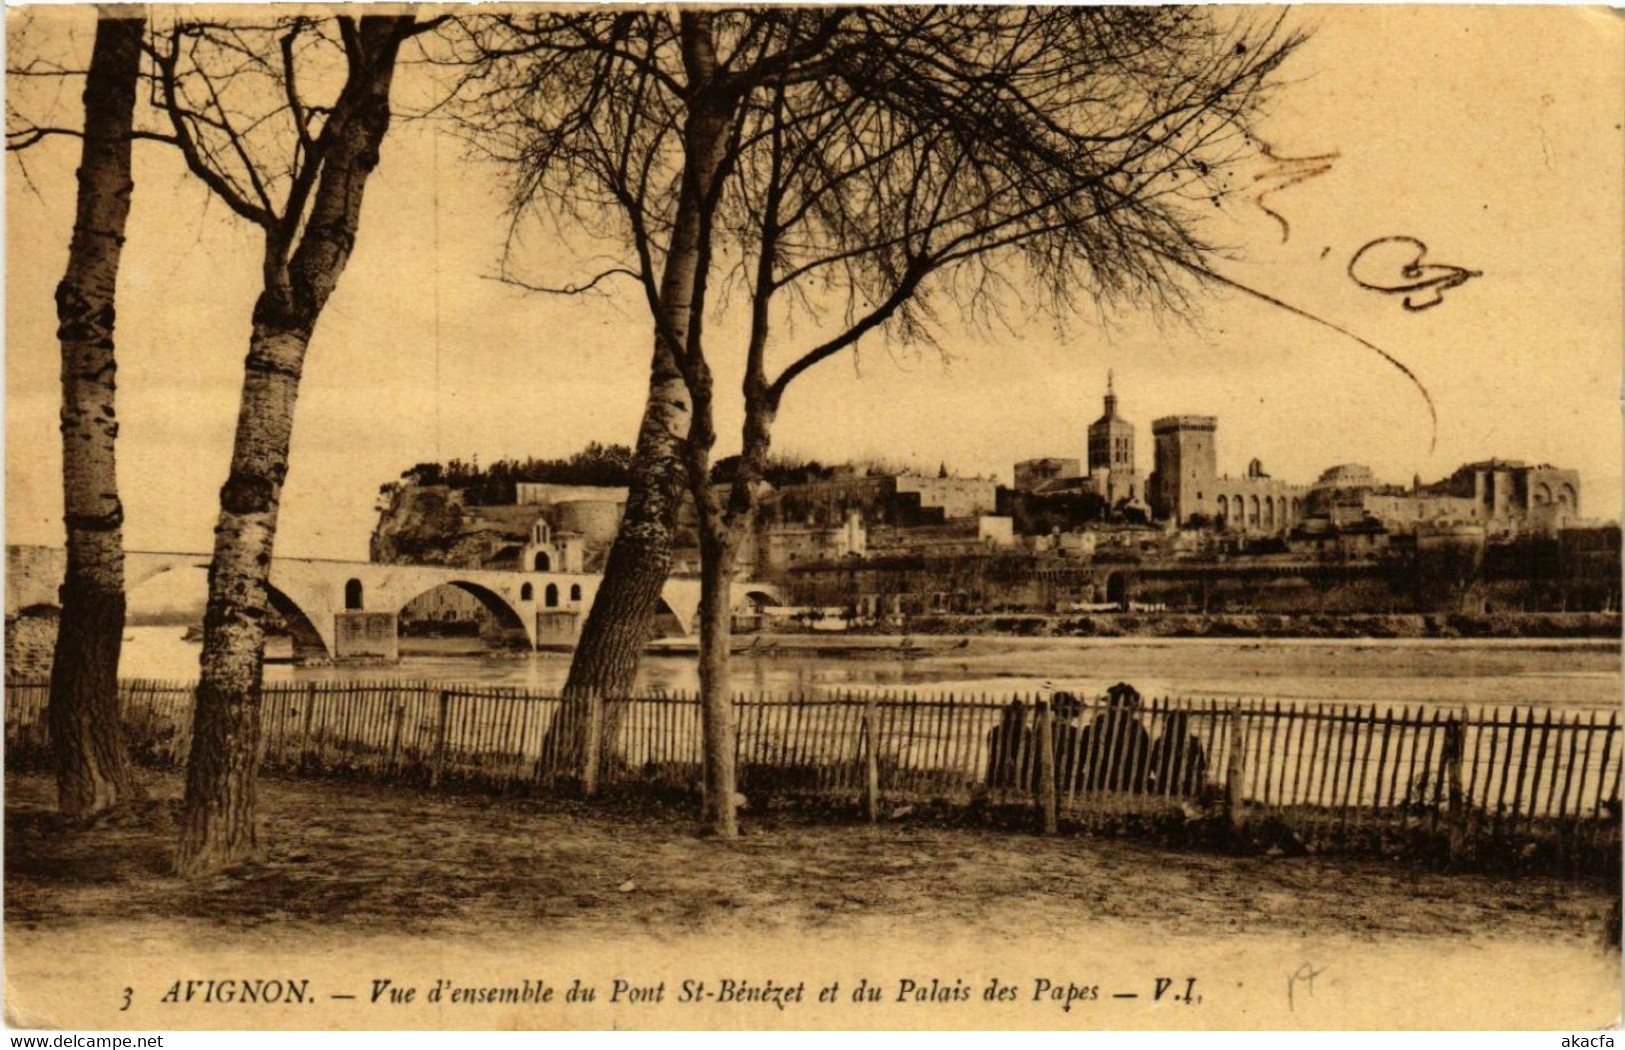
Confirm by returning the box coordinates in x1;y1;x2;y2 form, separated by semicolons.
4;3;1622;1033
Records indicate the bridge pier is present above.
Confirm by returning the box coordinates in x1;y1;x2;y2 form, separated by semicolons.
535;610;580;650
479;617;532;651
333;611;399;662
290;632;331;666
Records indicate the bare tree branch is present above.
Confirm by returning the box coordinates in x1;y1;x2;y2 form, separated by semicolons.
6;124;176;150
483;266;641;296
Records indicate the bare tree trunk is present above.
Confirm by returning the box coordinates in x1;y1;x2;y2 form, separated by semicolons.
176;17;412;877
688;352;777;837
553;13;735;775
175;319;311;874
46;13;143;818
696;528;737;837
551;344;690;770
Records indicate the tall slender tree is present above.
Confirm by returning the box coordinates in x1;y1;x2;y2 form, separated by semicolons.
31;12;145;817
454;11;852;776
552;13;739;763
145;14;436;876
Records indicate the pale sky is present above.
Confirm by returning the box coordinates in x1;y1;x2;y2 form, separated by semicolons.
7;6;1623;562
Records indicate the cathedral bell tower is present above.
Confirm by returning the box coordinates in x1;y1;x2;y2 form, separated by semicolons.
1088;370;1135;474
1087;370;1140;505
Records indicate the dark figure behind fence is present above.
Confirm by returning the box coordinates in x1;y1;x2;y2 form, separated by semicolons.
987;694;1088;795
1148;710;1209;797
1402;715;1464;812
1051;692;1086;794
986;700;1029;789
1077;683;1151;793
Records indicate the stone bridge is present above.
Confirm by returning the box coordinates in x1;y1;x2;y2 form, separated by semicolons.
6;546;780;662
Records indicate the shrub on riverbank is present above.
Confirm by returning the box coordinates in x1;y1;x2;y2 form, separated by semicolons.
892;611;1619;640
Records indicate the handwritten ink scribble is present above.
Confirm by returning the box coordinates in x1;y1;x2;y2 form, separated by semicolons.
1348;236;1482;312
1248;139;1340;243
1162;251;1439;452
1287;963;1326;1012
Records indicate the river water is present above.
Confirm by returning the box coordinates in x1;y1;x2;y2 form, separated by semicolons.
116;626;1623;712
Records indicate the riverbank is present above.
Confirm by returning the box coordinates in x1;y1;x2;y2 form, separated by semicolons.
5;770;1617;1029
90;627;1621;710
786;611;1622;641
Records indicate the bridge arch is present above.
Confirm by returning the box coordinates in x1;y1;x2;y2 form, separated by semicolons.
395;580;534;649
12;547;778;656
113;561;336;662
267;584;333;663
651;596;688;638
740;587;781;609
118;552;211;595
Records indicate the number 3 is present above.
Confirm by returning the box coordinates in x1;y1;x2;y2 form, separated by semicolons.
120;988;132;1012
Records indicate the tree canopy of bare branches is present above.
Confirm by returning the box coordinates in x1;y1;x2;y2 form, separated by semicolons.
451;7;1304;833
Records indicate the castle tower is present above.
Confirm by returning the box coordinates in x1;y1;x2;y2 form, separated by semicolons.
1151;416;1218;525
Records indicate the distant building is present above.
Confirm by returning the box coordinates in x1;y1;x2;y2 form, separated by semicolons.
1150;415;1303;534
519;515;585;573
757;469;993;528
1030;530;1098;558
1013;457;1081;493
865;516;1017;560
515;482;629;507
510;483;625;568
756;510;868;576
895;474;997;520
1284;516;1394;558
1013;373;1144;509
1149;415;1216;526
1301;460;1583;537
399;585;485;625
1084;370;1143;507
1424;460;1582;535
1304;463;1386;525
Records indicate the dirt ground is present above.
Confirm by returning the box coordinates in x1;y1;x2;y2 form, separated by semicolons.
7;769;1614;941
5;770;1619;1030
